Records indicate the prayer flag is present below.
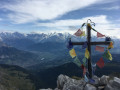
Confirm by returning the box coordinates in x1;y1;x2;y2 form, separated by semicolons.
80;31;85;37
82;42;87;49
84;75;89;82
107;50;112;60
81;64;84;70
97;32;105;37
69;48;77;58
85;48;89;59
83;67;86;75
95;46;104;52
73;57;81;67
96;57;104;68
74;29;83;36
92;64;96;75
89;79;95;84
108;42;113;49
103;50;112;61
83;57;87;66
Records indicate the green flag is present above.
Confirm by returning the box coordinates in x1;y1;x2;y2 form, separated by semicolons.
82;57;87;66
103;50;112;61
73;57;81;67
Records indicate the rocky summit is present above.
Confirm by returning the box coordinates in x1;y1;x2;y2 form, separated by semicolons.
40;74;120;90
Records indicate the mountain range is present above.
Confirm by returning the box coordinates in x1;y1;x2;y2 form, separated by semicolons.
0;32;120;89
0;31;119;68
0;32;119;50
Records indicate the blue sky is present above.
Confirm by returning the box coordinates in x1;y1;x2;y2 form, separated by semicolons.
0;0;120;37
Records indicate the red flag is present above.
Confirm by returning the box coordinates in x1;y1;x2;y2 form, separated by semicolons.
95;46;104;52
97;32;105;37
81;64;84;69
74;29;83;36
96;57;104;68
83;67;86;75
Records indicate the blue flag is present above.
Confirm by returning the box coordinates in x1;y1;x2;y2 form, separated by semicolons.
84;75;89;82
92;64;96;75
89;79;95;84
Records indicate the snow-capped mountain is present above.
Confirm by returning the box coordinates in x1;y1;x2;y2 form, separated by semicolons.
0;32;119;53
0;32;70;43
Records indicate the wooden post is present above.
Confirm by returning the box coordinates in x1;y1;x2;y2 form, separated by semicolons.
87;24;92;78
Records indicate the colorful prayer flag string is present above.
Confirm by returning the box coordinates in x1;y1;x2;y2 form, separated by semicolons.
95;46;104;52
85;48;90;59
69;48;77;58
96;57;104;68
73;57;81;67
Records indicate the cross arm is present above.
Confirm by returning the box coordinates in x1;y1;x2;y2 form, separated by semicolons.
71;41;110;45
91;42;110;45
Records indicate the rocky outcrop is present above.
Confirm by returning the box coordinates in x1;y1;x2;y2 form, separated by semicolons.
105;77;120;90
40;74;120;90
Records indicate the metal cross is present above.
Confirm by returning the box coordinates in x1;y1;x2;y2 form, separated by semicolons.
71;20;110;78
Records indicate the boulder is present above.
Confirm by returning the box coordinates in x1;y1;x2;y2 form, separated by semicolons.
108;80;113;86
110;77;120;90
63;79;86;90
54;88;60;90
100;75;109;85
39;88;52;90
105;84;114;90
84;84;97;90
92;75;100;85
105;77;120;90
57;74;69;89
112;77;120;88
97;86;105;90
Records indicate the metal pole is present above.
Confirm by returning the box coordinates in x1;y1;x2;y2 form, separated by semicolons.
87;24;92;78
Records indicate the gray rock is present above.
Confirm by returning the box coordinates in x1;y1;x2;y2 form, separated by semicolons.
84;84;97;90
100;75;109;85
109;80;113;86
54;88;60;90
112;77;120;88
105;84;114;90
109;77;120;90
105;77;120;90
63;79;86;90
39;88;52;90
57;74;69;89
92;75;100;85
97;86;105;90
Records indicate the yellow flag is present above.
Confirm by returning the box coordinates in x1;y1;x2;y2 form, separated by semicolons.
85;48;89;59
108;42;113;49
69;48;77;58
80;31;85;37
108;50;112;61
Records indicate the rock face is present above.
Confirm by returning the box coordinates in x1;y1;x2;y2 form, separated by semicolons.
100;75;109;85
57;74;69;89
105;77;120;90
40;74;120;90
84;84;97;90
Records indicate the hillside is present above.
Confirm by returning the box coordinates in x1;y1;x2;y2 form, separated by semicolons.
0;46;42;67
31;61;120;88
0;64;35;90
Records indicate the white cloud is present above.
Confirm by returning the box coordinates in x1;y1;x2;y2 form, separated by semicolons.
0;0;115;24
101;6;120;10
36;15;120;38
36;15;109;27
